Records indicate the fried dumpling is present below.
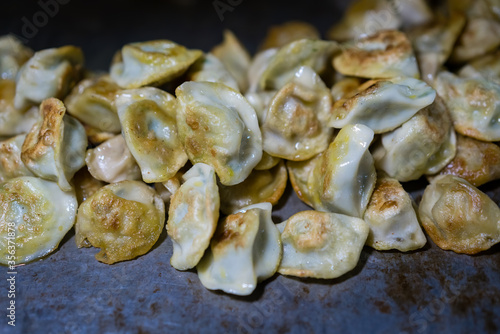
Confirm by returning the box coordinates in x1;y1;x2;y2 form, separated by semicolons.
254;151;281;170
435;71;500;142
259;39;338;90
287;153;322;208
75;180;165;264
176;81;262;186
212;30;251;93
0;35;33;80
429;134;500;187
85;135;141;183
167;163;219;270
197;202;282;296
116;87;188;183
0;177;77;264
364;175;426;251
186;53;239;91
219;160;287;215
154;167;185;206
246;48;277;94
0;80;39;137
71;167;105;204
373;96;456;181
14;46;84;110
419;175;500;254
458;50;500;84
277;210;369;279
261;66;334;161
259;21;320;51
0;134;33;182
328;77;436;133
450;17;500;63
333;30;419;79
21;98;87;191
110;40;202;89
64;75;121;133
330;77;363;101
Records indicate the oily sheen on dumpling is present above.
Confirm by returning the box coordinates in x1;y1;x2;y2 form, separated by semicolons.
167;163;220;270
0;177;77;264
197;202;281;296
176;81;262;186
75;180;165;264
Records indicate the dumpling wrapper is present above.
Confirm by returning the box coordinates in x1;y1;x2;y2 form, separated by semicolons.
246;48;277;94
277;210;369;279
197;202;282;296
419;175;500;254
0;177;77;264
0;35;33;80
176;81;262;186
71;167;105;204
186;53;239;91
450;17;500;63
287;153;322;208
116;87;188;183
0;134;34;182
85;135;141;183
21;98;87;191
330;77;363;101
261;66;334;161
219;160;287;215
167;163;219;270
259;21;320;51
364;175;426;251
110;40;202;89
14;46;84;110
75;180;165;264
458;50;500;84
328;77;436;133
0;80;39;137
333;30;419;79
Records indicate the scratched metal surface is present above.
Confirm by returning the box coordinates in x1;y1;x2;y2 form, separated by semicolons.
2;1;500;333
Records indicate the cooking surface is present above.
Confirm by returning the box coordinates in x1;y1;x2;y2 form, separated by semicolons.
2;1;500;333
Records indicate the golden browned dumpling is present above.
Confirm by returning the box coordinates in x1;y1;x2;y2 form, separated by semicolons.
71;167;105;204
429;134;500;187
21;98;87;191
0;80;39;137
419;175;500;254
75;180;165;264
259;21;320;51
218;160;287;215
0;35;33;80
330;77;363;101
277;210;369;279
253;152;281;171
110;40;202;89
0;134;33;182
333;30;419;79
287;153;322;207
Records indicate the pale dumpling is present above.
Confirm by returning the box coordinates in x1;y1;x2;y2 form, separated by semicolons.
167;163;219;270
364;175;426;251
419;175;500;254
0;134;33;182
197;202;282;296
176;81;262;186
261;66;334;160
110;40;202;89
14;46;84;109
116;87;188;183
0;80;39;137
186;53;239;91
246;48;277;94
277;210;369;279
21;98;87;191
0;177;77;264
85;135;141;183
75;180;165;264
0;35;33;80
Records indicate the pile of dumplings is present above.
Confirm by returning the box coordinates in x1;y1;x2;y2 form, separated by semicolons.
1;0;500;296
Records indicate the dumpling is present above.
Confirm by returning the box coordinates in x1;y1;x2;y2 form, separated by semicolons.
327;0;401;41
154;167;185;206
333;30;419;79
218;160;287;215
259;39;338;90
450;17;500;63
167;163;219;270
197;202;282;296
116;87;188;183
71;167;105;204
246;48;277;94
186;53;239;91
435;71;500;142
330;77;363;101
429;134;500;187
419;175;500;254
259;21;320;51
0;80;39;137
21;98;87;191
277;210;369;279
254;151;281;171
261;66;334;161
0;35;33;80
176;81;262;186
14;46;84;110
211;30;251;93
287;153;322;208
364;174;427;251
328;77;436;133
85;135;141;183
0;134;33;182
64;75;122;133
83;123;117;145
0;177;77;264
110;40;202;89
458;50;500;84
75;180;165;264
373;96;456;181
